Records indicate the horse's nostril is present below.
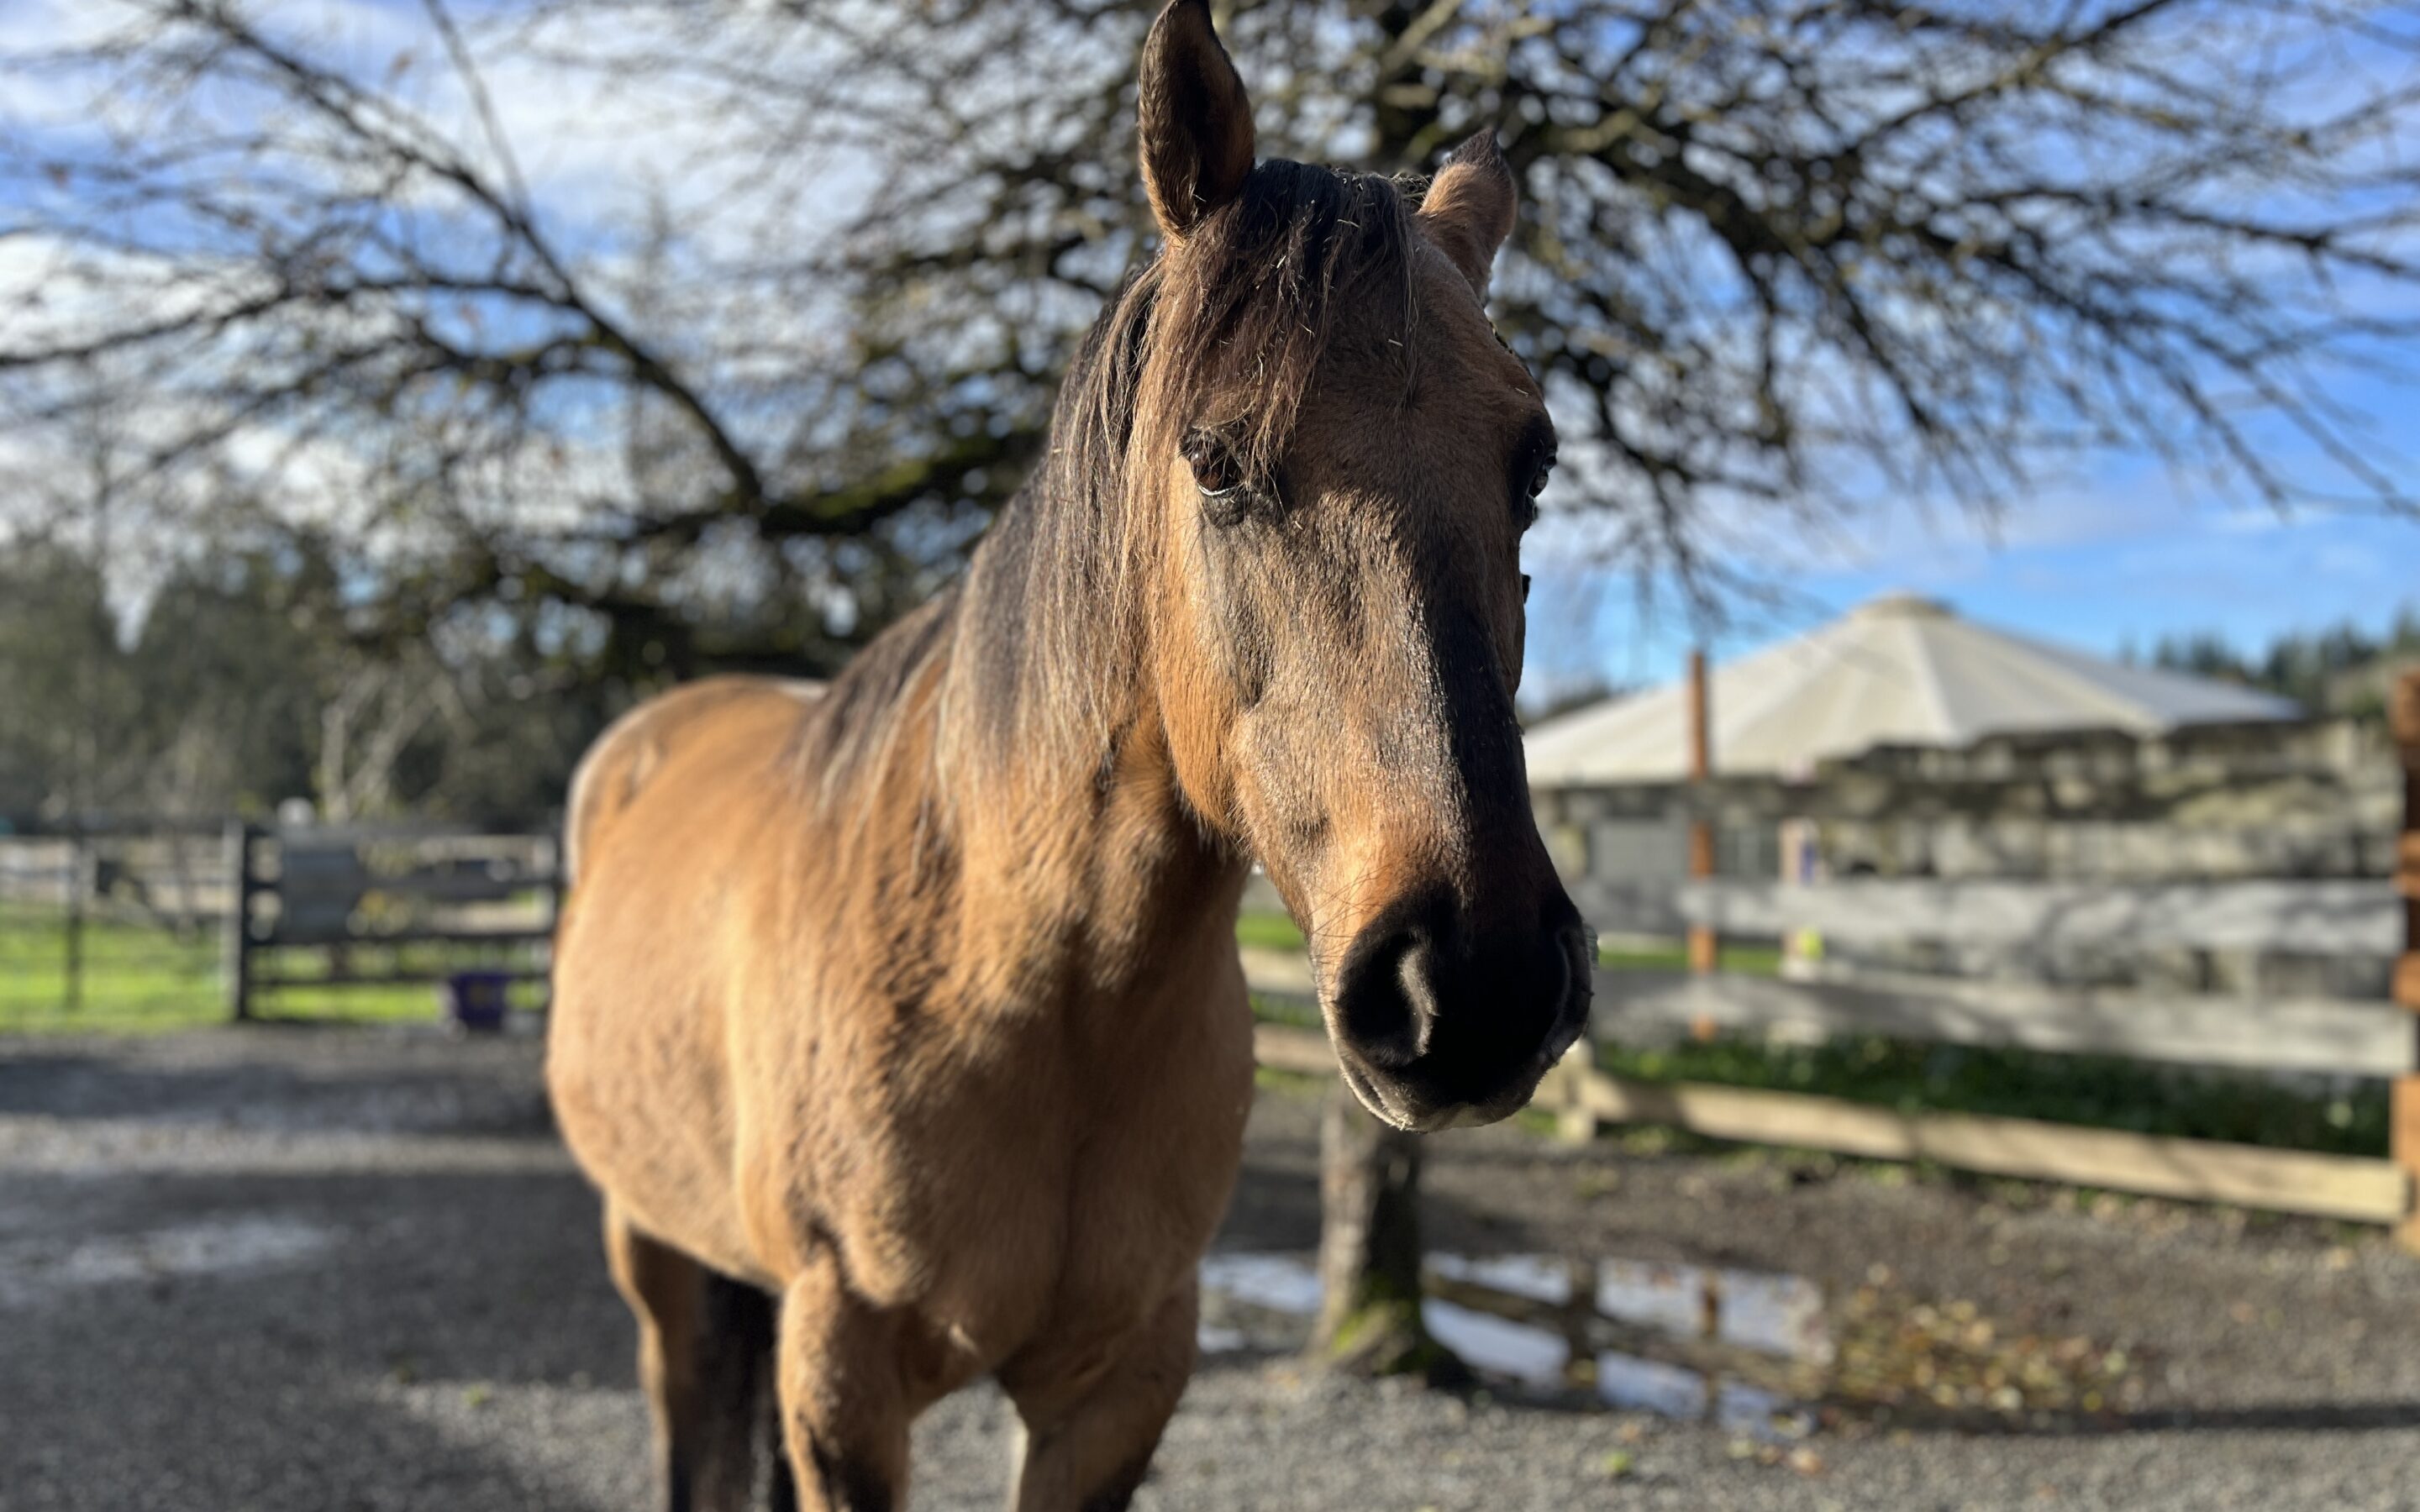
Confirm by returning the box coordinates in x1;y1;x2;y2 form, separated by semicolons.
1333;922;1439;1071
1396;937;1442;1057
1330;891;1590;1110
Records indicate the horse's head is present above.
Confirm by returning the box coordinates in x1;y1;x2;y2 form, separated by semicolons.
1131;0;1590;1131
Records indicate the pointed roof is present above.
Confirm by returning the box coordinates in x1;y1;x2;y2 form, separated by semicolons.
1523;593;2301;785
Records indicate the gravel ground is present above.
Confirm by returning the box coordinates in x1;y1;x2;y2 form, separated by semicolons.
3;1028;2417;1510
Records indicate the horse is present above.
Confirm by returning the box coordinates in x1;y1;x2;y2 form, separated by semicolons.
545;3;1591;1507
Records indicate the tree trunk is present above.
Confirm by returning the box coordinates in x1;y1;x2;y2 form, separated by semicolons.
1308;1084;1466;1383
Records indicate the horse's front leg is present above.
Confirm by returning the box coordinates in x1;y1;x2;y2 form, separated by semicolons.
1000;1278;1197;1512
776;1251;914;1512
602;1198;776;1512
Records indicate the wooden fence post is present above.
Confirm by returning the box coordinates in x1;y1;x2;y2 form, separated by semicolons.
1686;647;1718;979
221;820;255;1022
2390;668;2420;1252
539;829;566;1014
62;824;86;1016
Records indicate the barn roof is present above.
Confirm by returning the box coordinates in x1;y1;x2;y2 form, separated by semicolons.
1523;593;2301;786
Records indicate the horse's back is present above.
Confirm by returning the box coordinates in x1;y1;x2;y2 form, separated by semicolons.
562;675;825;885
549;675;825;1280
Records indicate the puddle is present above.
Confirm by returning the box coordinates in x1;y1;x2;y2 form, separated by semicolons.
1591;1351;1707;1419
1200;1252;1326;1317
1199;1250;2138;1431
1429;1252;1571;1305
1424;1299;1569;1383
0;1215;334;1309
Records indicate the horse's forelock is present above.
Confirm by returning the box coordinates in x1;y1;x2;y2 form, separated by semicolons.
1135;160;1418;483
948;160;1419;786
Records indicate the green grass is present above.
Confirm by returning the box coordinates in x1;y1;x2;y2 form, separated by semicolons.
1597;939;1784;975
2;906;223;1032
1234;909;1306;952
1248;990;1321;1029
0;905;543;1033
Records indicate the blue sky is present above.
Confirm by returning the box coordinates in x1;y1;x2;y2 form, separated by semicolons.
1525;439;2419;698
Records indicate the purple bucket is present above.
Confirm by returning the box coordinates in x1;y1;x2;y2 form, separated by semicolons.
442;970;512;1033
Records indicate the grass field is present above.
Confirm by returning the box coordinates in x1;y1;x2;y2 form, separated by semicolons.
0;905;544;1032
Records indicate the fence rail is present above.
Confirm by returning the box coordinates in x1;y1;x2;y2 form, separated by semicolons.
1594;967;2407;1078
1248;1021;2407;1226
1567;875;2401;954
1674;877;2399;955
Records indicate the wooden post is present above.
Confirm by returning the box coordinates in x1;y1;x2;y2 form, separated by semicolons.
221;820;255;1023
1686;647;1718;982
62;825;86;1016
2391;669;2420;1252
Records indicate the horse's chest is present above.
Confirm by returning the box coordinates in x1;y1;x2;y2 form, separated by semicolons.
760;976;1256;1361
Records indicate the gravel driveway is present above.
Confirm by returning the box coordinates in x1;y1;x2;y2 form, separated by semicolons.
3;1028;2416;1510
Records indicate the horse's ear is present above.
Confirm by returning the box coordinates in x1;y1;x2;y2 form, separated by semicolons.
1138;0;1255;239
1418;133;1518;297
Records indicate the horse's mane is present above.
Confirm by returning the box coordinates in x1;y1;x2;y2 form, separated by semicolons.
798;159;1422;810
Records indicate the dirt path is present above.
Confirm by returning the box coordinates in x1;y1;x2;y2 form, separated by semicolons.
3;1029;2415;1510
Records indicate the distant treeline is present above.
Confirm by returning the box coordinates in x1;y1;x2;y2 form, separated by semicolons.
9;522;2412;830
2133;608;2420;717
0;535;638;830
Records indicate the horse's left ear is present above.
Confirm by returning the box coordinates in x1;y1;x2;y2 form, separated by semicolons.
1138;0;1255;239
1418;133;1518;298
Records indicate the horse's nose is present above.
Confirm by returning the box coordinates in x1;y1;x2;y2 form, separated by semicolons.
1327;890;1590;1121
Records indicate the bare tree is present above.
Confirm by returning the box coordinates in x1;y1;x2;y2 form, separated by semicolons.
529;0;2420;590
312;648;460;822
9;1;2410;653
1;0;1028;680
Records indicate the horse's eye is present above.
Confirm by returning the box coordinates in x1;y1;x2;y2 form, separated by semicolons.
1517;453;1555;528
1182;428;1244;499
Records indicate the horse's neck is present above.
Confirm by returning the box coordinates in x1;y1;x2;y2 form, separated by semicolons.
947;692;1244;1007
832;572;1244;1016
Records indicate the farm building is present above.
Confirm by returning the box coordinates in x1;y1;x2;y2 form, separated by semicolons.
1520;591;2411;1011
1524;592;2299;788
1515;594;2402;889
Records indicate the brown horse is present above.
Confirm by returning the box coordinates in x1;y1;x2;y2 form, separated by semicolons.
546;3;1590;1507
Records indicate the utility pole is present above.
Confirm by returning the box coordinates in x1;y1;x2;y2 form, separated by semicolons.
1686;647;1717;977
2390;668;2419;1252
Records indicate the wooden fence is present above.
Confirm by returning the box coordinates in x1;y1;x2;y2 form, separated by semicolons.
1245;671;2420;1242
224;822;560;1020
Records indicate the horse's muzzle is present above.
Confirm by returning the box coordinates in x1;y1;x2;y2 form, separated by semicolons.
1323;889;1593;1131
